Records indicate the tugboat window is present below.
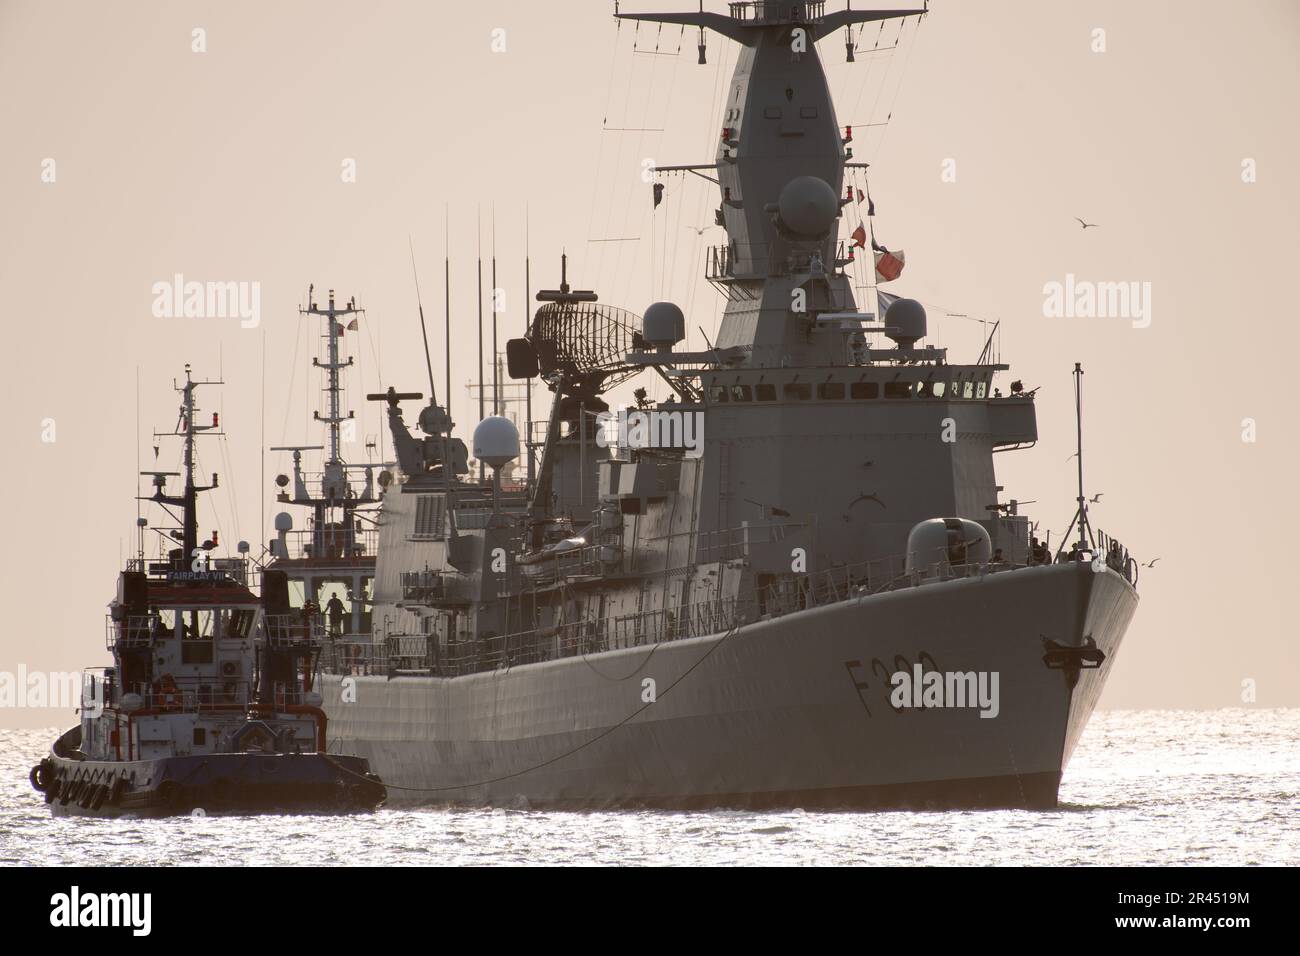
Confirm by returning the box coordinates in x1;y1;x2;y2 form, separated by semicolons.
976;380;987;399
182;610;215;664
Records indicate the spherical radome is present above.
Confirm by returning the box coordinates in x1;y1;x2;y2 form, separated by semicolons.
643;301;686;346
473;416;520;469
777;175;838;237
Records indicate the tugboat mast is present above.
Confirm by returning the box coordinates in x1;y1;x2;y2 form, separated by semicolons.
149;364;222;570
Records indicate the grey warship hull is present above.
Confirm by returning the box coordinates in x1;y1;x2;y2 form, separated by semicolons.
321;562;1135;810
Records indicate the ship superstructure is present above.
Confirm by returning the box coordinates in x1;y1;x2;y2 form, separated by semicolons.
284;3;1139;810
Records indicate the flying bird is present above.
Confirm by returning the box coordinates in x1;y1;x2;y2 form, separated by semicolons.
1089;493;1104;503
1075;217;1099;229
1142;558;1161;568
685;225;711;236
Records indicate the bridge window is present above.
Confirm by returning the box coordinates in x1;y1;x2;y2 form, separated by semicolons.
221;609;256;640
932;381;947;397
755;383;776;401
709;385;728;403
976;380;987;399
964;381;974;399
916;381;933;398
817;382;845;400
730;384;752;402
884;381;913;399
851;381;878;399
783;382;811;400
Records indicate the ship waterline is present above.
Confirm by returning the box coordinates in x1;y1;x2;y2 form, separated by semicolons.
320;562;1137;810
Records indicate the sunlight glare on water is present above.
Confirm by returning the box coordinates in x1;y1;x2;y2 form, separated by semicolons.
2;709;1295;866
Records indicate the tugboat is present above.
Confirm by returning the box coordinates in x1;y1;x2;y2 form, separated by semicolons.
29;366;386;817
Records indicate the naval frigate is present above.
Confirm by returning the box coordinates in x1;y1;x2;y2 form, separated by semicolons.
266;2;1140;809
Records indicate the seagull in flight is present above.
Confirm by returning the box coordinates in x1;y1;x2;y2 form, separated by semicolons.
1075;217;1099;230
685;225;712;236
1089;493;1104;503
1142;558;1161;568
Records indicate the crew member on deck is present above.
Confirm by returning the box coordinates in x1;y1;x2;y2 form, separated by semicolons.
325;593;346;637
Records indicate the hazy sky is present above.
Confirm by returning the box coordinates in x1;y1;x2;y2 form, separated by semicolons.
2;0;1298;727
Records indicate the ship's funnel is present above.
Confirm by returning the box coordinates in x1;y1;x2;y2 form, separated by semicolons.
777;175;838;238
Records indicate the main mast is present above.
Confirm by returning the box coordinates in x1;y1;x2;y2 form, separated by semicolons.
620;1;926;367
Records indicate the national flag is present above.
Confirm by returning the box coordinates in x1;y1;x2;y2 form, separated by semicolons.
874;249;906;283
347;318;359;331
850;224;867;248
336;321;347;336
856;188;865;203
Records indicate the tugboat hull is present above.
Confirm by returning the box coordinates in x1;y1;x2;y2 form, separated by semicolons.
32;749;385;818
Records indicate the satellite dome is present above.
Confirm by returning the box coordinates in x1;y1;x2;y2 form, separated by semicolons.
884;297;927;348
777;175;838;238
643;301;685;347
274;512;294;532
473;416;520;469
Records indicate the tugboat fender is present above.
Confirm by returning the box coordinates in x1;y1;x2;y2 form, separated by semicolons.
29;760;53;793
